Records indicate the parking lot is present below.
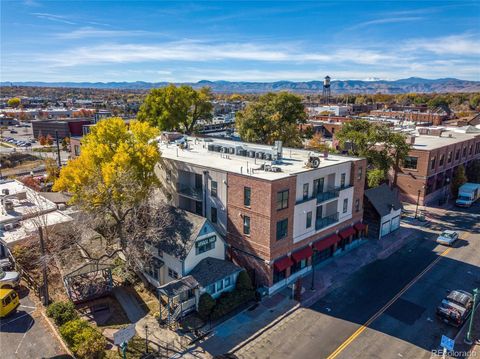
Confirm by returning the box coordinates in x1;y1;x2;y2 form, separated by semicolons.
0;124;36;149
0;286;69;358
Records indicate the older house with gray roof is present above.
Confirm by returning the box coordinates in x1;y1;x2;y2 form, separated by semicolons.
364;184;403;239
140;207;243;323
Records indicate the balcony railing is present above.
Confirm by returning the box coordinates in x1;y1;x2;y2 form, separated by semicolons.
176;183;203;201
315;212;339;231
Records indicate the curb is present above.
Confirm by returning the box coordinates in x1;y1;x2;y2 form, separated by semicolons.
41;310;74;357
229;302;301;354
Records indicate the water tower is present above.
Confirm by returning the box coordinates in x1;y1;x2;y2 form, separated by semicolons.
322;75;331;104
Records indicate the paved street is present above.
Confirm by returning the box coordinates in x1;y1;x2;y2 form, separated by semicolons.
232;203;480;359
0;286;69;358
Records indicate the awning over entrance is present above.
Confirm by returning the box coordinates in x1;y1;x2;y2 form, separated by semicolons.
274;256;293;272
354;222;367;232
339;227;356;239
313;234;340;251
291;246;313;262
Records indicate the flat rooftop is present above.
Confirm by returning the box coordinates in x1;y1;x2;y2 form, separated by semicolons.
158;137;361;180
407;127;480;151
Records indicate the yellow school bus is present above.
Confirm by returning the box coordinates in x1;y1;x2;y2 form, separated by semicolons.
0;288;19;318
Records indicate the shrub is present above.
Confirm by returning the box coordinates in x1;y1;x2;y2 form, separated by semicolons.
47;301;78;326
60;319;106;359
211;288;255;320
198;293;216;321
235;271;254;292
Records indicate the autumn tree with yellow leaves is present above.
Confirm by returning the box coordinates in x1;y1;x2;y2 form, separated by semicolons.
53;117;160;248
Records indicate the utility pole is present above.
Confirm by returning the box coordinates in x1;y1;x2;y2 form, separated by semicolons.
55;130;61;168
465;288;479;345
414;189;421;219
38;227;49;306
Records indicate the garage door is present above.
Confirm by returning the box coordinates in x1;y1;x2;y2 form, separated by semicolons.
381;221;391;237
391;215;400;232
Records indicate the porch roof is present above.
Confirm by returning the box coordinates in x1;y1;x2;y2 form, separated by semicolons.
189;257;243;287
158;275;199;297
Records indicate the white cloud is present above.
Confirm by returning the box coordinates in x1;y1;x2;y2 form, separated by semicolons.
56;27;154;39
403;34;480;55
31;12;76;25
348;16;423;30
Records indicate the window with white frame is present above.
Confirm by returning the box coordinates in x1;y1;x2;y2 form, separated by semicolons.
168;268;178;279
224;275;232;287
195;235;216;255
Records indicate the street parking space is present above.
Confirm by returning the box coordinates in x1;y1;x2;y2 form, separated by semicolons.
0;286;69;358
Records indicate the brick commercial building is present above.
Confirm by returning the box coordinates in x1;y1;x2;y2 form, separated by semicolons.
370;109;448;125
156;137;367;294
393;126;480;205
31;118;93;139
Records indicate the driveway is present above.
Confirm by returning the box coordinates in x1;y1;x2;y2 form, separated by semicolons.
0;287;69;358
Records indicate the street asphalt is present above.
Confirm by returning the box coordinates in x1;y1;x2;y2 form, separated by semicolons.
0;286;69;358
234;203;480;359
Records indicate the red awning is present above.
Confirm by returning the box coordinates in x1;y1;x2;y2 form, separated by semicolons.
291;246;313;262
313;234;340;251
339;227;356;239
354;222;367;231
274;256;293;272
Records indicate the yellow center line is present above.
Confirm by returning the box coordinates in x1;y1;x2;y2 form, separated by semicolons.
326;246;452;359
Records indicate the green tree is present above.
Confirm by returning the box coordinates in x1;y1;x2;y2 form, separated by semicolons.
235;271;254;292
47;301;78;326
306;132;329;153
236;92;306;147
60;319;106;359
451;165;467;197
198;293;216;321
137;84;213;133
53;118;160;247
367;169;385;188
7;97;21;108
466;160;480;183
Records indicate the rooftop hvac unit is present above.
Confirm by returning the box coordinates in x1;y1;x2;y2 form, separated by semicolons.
271;166;282;172
4;200;14;212
229;147;235;154
265;153;272;161
221;146;228;153
248;150;256;158
237;148;247;156
207;144;214;151
307;156;321;168
213;145;221;152
2;189;9;196
255;152;264;159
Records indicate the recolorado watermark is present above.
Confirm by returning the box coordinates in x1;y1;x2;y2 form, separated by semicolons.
431;349;477;358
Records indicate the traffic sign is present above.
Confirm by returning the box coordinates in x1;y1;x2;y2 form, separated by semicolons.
440;334;454;351
114;324;136;345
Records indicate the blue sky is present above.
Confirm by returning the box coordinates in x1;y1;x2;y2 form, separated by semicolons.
1;1;479;82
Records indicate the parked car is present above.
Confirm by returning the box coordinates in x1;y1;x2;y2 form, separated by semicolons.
0;268;20;289
436;290;473;326
0;258;13;271
436;230;459;246
0;288;20;318
9;130;17;134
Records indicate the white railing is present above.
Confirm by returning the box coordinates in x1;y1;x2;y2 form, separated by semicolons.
268;265;311;295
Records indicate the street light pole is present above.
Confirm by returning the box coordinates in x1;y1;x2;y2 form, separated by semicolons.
465;288;479;345
415;189;421;219
144;324;149;354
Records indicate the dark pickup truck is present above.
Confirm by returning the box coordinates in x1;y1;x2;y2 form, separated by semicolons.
436;290;473;327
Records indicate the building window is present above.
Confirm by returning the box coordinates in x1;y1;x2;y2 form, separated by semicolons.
276;219;288;240
211;181;218;197
439;154;445;166
358;166;363;180
455;149;460;160
306;211;312;228
211;207;217;223
403;156;418;169
196;235;216;255
343;198;348;213
273;269;286;283
313;178;324;196
208;284;216;294
168;268;179;279
340;173;346;188
244;187;251;207
355;198;360;212
243;216;250;235
447;151;452;163
430;157;436;170
216;280;224;292
463;147;467;157
276;190;289;210
224;276;232;287
303;183;309;200
292;259;307;273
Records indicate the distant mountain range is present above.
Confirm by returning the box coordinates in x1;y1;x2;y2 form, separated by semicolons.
1;77;479;94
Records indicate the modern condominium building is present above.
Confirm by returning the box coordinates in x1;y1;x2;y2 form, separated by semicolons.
156;137;367;294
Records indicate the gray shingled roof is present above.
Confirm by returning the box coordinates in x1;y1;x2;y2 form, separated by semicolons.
364;183;403;217
158;275;199;296
189;257;243;287
156;207;207;260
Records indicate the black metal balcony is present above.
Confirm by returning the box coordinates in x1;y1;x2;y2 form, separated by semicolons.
315;212;339;231
176;183;203;201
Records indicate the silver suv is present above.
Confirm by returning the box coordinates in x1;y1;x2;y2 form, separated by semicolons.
0;268;20;289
